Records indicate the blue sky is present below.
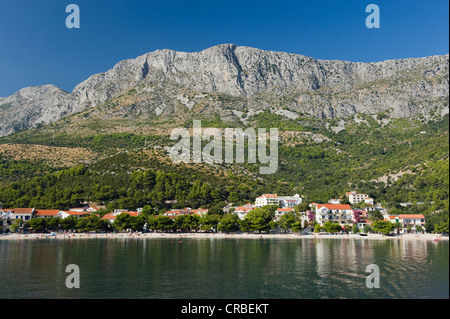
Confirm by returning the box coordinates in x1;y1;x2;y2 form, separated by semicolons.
0;0;448;97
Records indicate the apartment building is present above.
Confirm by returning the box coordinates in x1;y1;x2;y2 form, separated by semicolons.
346;192;373;205
315;204;354;226
255;194;280;208
278;194;303;208
388;214;426;233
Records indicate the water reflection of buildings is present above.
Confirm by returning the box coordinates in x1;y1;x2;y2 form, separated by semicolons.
370;238;430;263
314;239;360;278
399;238;429;263
311;238;436;297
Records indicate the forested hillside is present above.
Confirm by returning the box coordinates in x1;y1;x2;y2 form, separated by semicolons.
1;112;448;231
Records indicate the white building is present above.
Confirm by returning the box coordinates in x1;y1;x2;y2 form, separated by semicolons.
399;202;426;207
274;207;294;222
255;194;303;208
101;211;141;224
278;194;303;208
11;208;35;221
0;209;14;232
315;204;354;226
233;204;255;220
69;207;87;212
357;220;372;231
34;210;61;218
255;194;279;208
387;214;426;233
59;211;90;219
161;208;191;219
192;208;209;217
346;192;370;205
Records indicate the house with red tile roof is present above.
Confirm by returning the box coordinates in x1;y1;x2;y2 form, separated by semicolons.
59;210;90;219
388;214;426;233
233;204;256;220
101;211;141;223
34;210;61;218
161;208;191;219
192;208;209;217
316;204;353;210
357;219;372;231
274;207;294;221
278;194;302;208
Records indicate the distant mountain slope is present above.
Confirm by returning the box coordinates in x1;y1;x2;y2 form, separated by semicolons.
0;44;448;136
0;85;70;136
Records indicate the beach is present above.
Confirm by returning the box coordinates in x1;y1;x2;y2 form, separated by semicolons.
0;232;447;241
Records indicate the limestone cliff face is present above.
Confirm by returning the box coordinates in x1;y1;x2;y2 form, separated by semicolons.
0;44;448;136
0;85;70;136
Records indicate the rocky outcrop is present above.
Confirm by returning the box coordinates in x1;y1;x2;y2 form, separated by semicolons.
0;44;448;136
0;85;70;136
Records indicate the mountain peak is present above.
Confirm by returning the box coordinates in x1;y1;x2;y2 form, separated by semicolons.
0;45;448;137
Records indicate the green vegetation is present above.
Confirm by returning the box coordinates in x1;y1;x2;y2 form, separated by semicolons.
0;131;166;151
217;214;239;232
238;207;273;233
247;111;307;131
323;221;343;233
0;164;224;211
6;209;290;234
0;157;56;183
0;110;448;232
371;220;395;235
434;219;449;233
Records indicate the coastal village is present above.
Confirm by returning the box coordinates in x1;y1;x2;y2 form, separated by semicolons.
0;191;427;235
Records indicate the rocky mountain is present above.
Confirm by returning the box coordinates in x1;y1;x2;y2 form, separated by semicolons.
0;44;448;137
0;85;70;136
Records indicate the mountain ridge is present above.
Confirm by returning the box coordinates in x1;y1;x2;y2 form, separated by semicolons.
0;44;448;137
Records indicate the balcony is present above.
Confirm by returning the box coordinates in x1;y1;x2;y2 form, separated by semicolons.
332;215;352;220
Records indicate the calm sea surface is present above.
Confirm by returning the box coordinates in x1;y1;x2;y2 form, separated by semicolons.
0;237;448;299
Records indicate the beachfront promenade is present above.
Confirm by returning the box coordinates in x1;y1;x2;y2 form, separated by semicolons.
1;232;447;242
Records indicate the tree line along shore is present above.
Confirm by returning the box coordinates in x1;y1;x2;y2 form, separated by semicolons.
2;204;449;237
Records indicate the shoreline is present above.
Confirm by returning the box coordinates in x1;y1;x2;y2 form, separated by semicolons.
0;232;447;241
